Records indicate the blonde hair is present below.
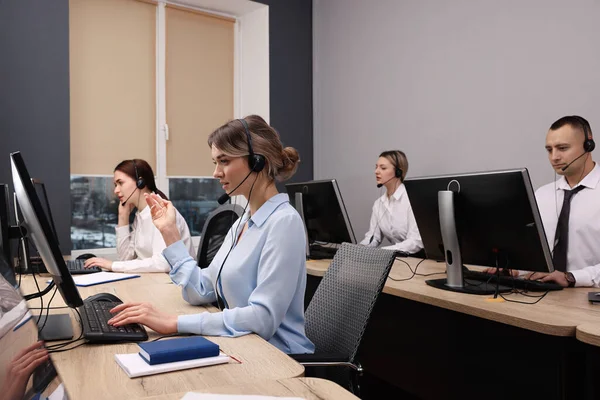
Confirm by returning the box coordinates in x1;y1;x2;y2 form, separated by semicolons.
207;115;300;182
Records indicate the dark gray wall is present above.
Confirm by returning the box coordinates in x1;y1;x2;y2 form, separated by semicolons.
0;0;71;254
0;0;313;253
256;0;314;184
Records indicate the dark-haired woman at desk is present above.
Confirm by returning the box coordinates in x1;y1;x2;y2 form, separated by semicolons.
108;116;315;355
83;159;194;273
360;150;423;254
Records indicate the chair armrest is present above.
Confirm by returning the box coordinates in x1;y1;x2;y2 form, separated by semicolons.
289;353;362;372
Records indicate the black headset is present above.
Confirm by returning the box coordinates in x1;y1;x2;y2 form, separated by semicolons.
132;159;146;189
576;116;596;153
392;151;403;180
239;119;266;172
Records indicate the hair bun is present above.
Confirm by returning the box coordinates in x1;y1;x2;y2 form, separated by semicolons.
276;147;300;181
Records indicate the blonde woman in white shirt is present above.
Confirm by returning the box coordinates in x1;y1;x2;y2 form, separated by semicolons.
83;159;194;272
360;150;423;254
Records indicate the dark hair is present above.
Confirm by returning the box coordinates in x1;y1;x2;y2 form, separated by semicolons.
114;159;168;200
550;115;593;139
207;115;300;182
379;150;408;181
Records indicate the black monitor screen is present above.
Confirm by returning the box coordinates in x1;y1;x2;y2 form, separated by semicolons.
10;152;83;307
404;168;553;273
286;179;356;245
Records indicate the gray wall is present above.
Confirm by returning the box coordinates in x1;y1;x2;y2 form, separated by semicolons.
257;0;313;184
0;0;71;254
313;0;600;241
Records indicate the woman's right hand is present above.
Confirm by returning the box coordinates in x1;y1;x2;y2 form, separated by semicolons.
145;193;181;246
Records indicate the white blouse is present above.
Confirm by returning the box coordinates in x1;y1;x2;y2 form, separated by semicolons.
112;206;194;273
360;184;423;254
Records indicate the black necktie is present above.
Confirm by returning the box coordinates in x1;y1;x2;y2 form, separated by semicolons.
552;185;585;272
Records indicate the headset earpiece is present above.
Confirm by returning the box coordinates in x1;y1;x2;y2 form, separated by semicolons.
576;116;595;153
392;152;403;180
239;119;266;173
250;154;266;172
133;159;146;189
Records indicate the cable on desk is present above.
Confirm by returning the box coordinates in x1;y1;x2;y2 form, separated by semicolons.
388;258;428;281
38;286;58;334
499;290;549;305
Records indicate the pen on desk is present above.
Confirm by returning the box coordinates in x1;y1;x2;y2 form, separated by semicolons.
228;354;242;364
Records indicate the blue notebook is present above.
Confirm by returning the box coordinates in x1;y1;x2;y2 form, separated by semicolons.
138;336;220;365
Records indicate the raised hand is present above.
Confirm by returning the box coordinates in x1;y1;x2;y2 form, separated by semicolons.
145;193;181;246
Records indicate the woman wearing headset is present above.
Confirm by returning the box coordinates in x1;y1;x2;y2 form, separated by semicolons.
107;116;314;355
83;159;194;272
360;150;423;254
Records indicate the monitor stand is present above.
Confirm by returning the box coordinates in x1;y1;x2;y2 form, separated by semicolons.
426;190;511;295
36;313;74;341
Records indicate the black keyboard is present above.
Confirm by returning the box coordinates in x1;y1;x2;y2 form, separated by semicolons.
67;259;101;274
463;269;563;292
80;299;148;342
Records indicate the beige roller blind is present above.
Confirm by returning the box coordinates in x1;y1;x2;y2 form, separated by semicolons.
70;0;156;175
166;6;234;177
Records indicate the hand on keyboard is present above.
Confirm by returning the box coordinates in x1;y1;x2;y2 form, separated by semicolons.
108;302;178;335
83;257;113;271
482;267;519;277
523;271;569;288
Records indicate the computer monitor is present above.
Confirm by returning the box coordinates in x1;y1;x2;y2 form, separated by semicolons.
10;152;83;311
286;179;356;258
404;168;553;294
32;179;60;245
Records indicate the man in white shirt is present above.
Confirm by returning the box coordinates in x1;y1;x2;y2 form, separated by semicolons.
529;115;600;287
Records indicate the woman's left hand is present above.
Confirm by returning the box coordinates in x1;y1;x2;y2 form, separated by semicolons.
84;257;113;271
145;193;181;246
108;302;178;334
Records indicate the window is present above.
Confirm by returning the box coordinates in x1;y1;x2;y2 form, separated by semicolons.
70;176;118;250
69;0;236;250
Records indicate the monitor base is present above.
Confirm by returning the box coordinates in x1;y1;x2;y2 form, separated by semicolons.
426;278;512;295
37;313;74;341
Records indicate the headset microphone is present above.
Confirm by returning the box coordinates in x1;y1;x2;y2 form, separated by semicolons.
377;176;397;188
561;152;587;172
121;188;138;206
217;170;254;205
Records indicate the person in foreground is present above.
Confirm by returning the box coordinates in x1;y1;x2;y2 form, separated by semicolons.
108;115;315;354
84;159;194;272
487;116;600;287
360;150;423;254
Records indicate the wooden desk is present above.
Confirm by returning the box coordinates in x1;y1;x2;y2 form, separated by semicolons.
19;273;304;400
307;258;600;336
143;378;359;400
306;258;600;400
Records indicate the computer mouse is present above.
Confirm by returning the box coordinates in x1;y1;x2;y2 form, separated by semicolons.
76;253;97;261
85;292;122;303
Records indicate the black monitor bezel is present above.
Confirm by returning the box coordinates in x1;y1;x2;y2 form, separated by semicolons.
404;168;554;273
10;152;83;308
285;178;357;245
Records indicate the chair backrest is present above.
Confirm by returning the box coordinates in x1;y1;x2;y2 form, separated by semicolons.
196;204;244;269
304;242;395;362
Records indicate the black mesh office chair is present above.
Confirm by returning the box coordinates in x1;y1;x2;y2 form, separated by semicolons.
291;243;396;395
196;204;244;269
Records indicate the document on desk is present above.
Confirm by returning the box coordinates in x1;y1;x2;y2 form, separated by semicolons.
48;272;140;287
114;352;230;378
181;394;304;400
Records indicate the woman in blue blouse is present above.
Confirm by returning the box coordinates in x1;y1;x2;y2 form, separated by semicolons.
109;115;314;355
